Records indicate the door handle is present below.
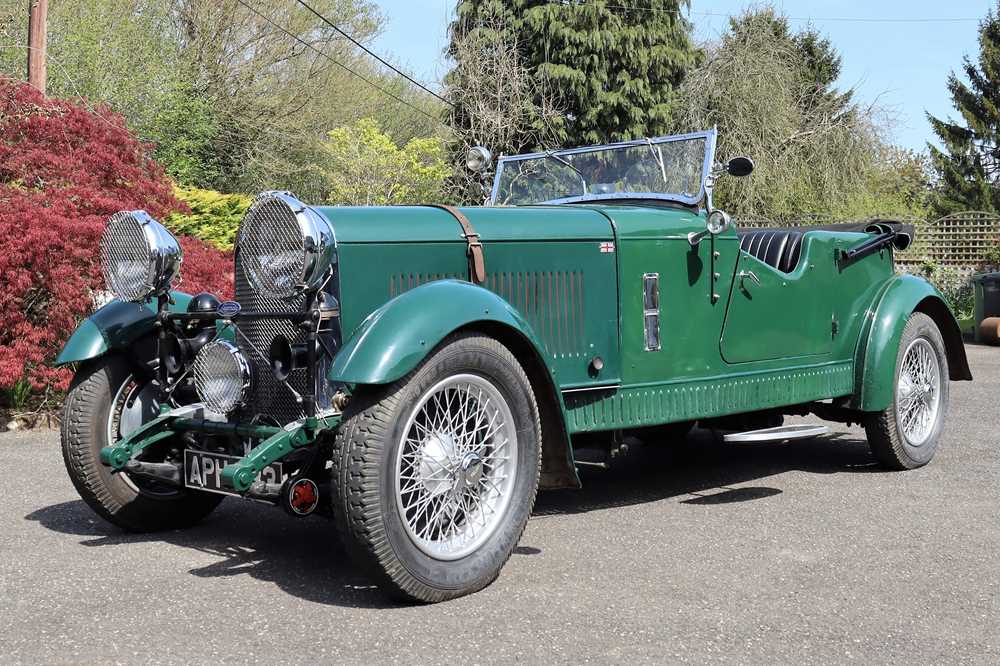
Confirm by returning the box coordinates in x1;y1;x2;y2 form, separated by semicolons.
738;270;761;287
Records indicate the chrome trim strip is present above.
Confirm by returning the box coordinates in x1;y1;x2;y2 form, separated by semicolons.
723;424;830;443
560;384;621;394
643;273;660;352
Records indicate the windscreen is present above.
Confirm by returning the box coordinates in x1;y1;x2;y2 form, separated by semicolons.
492;133;712;206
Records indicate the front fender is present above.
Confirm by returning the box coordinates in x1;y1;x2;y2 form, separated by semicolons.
55;292;193;366
330;280;579;489
330;280;553;385
853;274;971;411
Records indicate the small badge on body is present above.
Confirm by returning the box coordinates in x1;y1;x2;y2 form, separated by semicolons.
216;300;241;318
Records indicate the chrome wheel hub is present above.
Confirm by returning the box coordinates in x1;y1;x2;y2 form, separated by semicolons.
896;338;941;447
459;452;484;488
395;374;518;561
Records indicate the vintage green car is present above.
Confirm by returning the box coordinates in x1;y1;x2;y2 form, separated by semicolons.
57;129;970;602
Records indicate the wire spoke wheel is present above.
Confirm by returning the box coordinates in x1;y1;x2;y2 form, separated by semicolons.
106;375;178;498
895;338;941;447
394;374;518;560
61;354;222;532
865;313;949;471
332;334;541;601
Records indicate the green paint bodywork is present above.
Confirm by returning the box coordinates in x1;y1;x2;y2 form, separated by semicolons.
330;279;564;385
852;273;970;411
55;292;193;366
72;199;972;493
321;201;969;437
325;205;620;389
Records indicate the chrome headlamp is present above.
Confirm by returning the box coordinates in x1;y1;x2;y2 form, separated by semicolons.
99;211;182;303
191;340;252;415
237;192;335;300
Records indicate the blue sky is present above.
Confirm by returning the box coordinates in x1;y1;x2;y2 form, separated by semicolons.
372;0;995;152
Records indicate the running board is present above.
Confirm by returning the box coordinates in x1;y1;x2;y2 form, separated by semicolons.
723;424;830;443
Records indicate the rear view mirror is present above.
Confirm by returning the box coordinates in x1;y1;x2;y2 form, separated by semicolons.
726;156;754;177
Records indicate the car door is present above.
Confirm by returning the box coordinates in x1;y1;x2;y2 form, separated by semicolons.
720;231;834;363
610;207;742;384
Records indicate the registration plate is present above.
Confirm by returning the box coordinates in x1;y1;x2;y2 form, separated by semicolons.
184;450;284;496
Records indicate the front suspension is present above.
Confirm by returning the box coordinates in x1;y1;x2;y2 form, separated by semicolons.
99;405;340;495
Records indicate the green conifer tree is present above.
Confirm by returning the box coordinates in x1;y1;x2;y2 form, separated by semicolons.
447;0;698;150
927;3;1000;214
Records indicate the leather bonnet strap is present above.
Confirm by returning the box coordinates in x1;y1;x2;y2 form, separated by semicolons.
425;204;486;285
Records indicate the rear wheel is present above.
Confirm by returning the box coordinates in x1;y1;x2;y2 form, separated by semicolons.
61;354;223;531
332;333;541;602
865;313;949;470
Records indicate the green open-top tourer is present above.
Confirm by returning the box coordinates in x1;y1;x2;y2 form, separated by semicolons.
56;129;971;601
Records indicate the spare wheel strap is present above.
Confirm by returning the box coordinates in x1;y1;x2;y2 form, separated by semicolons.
426;204;486;285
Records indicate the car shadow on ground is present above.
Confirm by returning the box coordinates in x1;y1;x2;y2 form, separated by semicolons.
533;428;881;515
26;429;881;609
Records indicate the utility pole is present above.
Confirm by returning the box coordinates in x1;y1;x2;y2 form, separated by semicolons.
26;0;47;95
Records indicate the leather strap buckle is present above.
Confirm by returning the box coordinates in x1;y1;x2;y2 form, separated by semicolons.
424;204;487;285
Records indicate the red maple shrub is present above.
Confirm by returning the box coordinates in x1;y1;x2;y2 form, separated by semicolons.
0;78;233;397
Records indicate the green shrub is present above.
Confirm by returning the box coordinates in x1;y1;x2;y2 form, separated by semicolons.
980;244;1000;273
917;260;975;320
164;186;251;251
320;118;452;206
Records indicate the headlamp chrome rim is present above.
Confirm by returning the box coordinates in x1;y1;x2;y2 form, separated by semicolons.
99;211;182;303
191;340;252;415
237;191;336;300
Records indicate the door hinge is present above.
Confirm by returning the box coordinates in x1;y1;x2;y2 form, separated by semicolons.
831;317;839;338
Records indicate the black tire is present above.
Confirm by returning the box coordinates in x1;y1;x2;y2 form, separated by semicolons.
61;354;223;532
864;312;950;470
332;333;541;603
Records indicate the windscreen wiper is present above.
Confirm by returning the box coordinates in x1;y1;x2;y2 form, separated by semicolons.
542;150;588;194
645;138;669;185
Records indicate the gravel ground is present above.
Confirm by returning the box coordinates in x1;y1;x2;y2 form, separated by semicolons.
1;344;997;665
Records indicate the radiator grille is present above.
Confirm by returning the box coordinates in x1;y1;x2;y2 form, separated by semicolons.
234;248;307;424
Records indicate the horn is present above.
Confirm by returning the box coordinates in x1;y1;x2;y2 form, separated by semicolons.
269;335;314;381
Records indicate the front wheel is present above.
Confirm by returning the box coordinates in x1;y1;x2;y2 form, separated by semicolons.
61;354;223;531
865;313;950;470
332;333;541;602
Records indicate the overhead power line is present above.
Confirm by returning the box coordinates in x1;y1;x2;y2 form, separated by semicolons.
293;0;453;107
232;0;448;128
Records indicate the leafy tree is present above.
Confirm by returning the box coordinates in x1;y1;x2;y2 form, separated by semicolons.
0;78;231;397
863;147;933;218
672;8;897;219
0;0;446;199
320;118;451;206
445;7;563;203
927;2;1000;215
146;85;223;187
447;0;698;150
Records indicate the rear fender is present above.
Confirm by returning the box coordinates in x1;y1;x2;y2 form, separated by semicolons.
853;274;971;411
55;292;193;367
330;280;579;488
